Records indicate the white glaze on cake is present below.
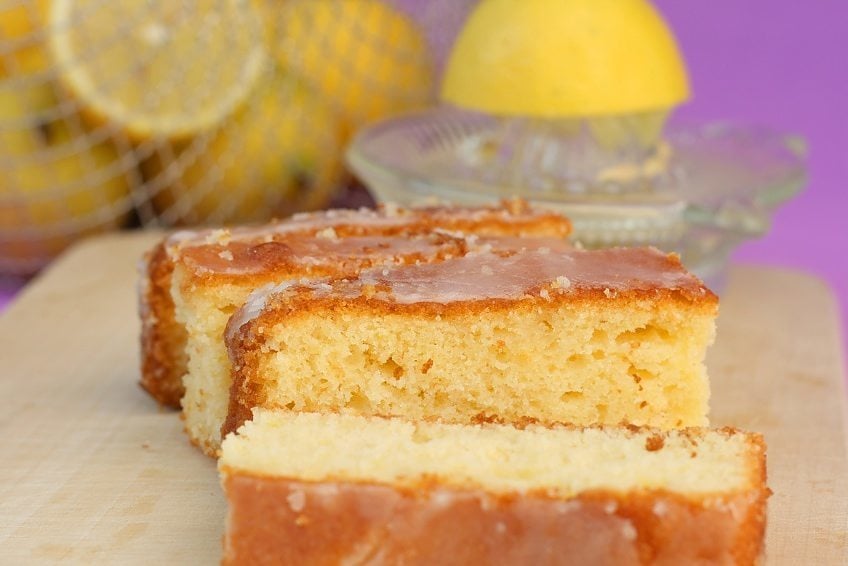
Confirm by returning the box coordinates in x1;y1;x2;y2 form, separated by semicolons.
226;246;710;343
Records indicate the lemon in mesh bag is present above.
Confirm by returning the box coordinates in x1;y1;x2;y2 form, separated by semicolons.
0;0;50;76
145;74;343;225
47;0;267;140
267;0;434;139
0;83;131;273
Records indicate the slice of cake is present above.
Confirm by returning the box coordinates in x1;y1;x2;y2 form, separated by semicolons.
219;411;768;565
224;247;717;437
138;200;572;453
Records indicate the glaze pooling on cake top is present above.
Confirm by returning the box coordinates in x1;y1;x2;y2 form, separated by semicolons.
165;199;571;255
175;232;467;276
161;200;572;282
172;231;574;278
222;235;574;341
227;246;715;343
352;247;711;305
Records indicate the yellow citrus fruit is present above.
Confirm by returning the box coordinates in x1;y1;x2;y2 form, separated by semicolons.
46;0;267;139
0;0;50;76
270;0;433;139
0;83;131;273
148;75;343;225
441;0;689;118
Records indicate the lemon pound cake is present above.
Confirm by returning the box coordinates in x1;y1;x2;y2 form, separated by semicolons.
220;411;768;565
224;247;717;437
139;201;572;453
139;200;571;408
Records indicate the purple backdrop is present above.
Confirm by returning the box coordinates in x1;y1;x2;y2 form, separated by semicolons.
653;1;847;349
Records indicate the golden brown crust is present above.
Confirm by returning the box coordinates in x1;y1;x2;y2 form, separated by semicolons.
220;457;768;566
225;247;717;354
245;279;715;324
223;362;266;443
175;200;571;287
177;232;471;292
235;247;716;325
138;241;185;408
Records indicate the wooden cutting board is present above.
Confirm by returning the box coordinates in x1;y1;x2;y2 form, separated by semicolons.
0;233;846;564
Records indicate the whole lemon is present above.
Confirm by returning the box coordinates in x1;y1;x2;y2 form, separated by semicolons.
269;0;433;139
0;0;50;76
148;75;343;225
0;83;132;273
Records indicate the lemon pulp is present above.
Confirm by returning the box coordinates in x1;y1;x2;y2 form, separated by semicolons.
47;0;267;139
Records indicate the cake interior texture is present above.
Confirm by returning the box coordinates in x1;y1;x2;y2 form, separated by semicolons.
227;291;715;435
221;411;761;498
172;273;257;453
174;235;572;454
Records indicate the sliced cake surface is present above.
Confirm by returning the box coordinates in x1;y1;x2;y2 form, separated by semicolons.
224;246;717;437
138;200;572;452
220;411;768;565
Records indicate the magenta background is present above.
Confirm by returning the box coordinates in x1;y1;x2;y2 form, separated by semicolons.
654;1;848;349
1;2;846;353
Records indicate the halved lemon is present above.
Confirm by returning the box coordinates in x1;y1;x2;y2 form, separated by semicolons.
441;0;689;118
47;0;267;139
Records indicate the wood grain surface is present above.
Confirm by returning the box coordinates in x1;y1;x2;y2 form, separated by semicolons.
0;233;845;564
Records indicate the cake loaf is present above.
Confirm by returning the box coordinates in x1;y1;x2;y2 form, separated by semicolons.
220;410;768;565
138;200;572;453
224;246;717;437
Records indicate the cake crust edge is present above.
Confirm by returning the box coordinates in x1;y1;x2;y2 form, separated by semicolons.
220;433;767;566
139;241;185;408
